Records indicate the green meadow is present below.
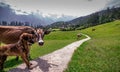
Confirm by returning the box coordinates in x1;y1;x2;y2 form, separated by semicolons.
1;20;120;72
2;29;85;71
65;20;120;72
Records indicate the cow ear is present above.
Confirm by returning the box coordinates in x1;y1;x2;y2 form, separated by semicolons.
21;34;29;40
44;30;51;35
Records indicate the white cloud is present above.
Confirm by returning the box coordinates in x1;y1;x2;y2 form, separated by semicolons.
1;0;109;17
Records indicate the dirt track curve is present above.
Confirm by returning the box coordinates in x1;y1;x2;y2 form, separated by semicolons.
9;34;91;72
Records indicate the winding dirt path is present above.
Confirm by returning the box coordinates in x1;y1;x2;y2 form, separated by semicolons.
9;34;91;72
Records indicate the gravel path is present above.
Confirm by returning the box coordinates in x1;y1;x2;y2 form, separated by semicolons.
9;34;91;72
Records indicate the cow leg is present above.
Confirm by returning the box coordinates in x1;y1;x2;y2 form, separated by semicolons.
28;48;32;60
15;56;19;61
0;55;7;70
21;53;31;69
27;49;32;65
27;53;32;65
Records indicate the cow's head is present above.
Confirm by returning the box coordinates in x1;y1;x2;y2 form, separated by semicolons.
20;33;35;44
36;28;51;46
23;27;38;43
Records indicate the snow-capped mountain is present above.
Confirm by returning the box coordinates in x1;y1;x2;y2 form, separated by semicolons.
0;2;76;26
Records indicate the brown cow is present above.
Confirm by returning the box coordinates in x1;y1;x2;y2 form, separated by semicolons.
77;33;82;40
0;26;51;45
0;33;34;70
0;26;51;60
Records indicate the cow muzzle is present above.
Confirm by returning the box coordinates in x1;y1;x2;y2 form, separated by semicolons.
38;40;44;46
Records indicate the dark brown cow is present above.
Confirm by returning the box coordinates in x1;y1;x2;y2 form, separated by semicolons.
92;28;96;31
0;26;38;60
0;33;34;70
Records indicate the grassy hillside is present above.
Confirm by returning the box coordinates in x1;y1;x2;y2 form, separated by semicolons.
65;20;120;72
2;30;85;71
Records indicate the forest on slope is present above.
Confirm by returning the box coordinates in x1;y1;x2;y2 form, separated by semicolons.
47;7;120;30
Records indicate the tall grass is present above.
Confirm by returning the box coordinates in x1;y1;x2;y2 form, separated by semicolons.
65;20;120;72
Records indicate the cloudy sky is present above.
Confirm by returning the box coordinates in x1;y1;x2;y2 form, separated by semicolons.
0;0;119;17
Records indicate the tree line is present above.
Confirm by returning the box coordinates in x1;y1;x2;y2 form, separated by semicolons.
0;21;43;28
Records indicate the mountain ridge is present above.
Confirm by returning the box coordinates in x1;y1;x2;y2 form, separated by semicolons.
0;2;76;26
47;6;120;30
